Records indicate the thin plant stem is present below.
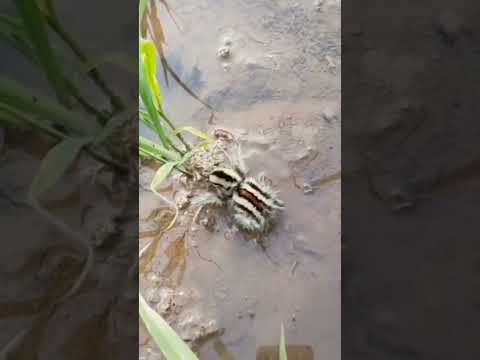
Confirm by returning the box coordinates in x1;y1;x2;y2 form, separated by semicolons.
30;198;93;304
159;111;191;151
64;79;108;122
44;0;125;114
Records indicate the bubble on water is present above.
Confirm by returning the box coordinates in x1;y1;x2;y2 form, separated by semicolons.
217;46;231;59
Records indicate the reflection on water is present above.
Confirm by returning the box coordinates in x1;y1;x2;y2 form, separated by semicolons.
140;0;340;358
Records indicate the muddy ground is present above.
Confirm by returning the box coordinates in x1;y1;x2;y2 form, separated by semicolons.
140;0;340;359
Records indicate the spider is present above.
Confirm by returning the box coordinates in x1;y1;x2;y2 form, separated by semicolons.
193;143;285;233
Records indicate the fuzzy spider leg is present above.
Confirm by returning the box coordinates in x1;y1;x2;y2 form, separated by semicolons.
233;141;249;177
192;192;225;224
252;174;285;210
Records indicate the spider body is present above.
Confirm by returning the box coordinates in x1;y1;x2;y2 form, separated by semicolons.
196;163;284;233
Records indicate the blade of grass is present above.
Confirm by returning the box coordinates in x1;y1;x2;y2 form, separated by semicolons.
174;126;212;143
29;137;91;199
29;198;94;304
0;104;128;173
139;52;173;150
139;108;154;128
0;77;101;136
0;14;37;60
151;160;178;191
280;324;288;360
0;15;105;122
140;39;163;109
139;292;199;360
158;111;191;151
0;326;32;359
139;135;179;162
13;0;71;107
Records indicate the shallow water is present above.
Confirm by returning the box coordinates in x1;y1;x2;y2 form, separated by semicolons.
140;0;340;358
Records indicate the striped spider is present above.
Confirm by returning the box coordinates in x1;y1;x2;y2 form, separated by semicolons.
193;143;284;233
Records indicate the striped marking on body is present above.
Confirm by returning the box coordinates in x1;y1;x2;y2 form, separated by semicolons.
238;183;272;213
209;168;243;193
232;192;264;225
244;178;284;209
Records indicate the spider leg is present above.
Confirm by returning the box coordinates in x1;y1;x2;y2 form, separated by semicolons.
192;192;225;224
233;206;265;232
233;141;249;176
233;213;262;232
253;174;285;210
192;192;224;207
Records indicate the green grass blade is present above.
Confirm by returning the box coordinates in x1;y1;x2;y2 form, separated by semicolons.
140;39;163;108
0;14;37;61
139;135;179;162
0;108;29;129
0;103;64;139
174;126;212;143
139;52;170;148
280;324;288;360
13;0;71;107
29;137;91;199
0;77;101;136
139;108;154;129
139;292;199;360
151;161;178;191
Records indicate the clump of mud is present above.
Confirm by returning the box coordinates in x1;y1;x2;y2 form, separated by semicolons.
186;128;236;180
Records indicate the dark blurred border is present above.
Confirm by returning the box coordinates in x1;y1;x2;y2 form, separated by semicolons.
0;1;138;359
343;0;480;358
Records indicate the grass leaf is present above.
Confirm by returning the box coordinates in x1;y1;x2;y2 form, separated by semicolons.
13;0;71;107
151;161;178;191
29;137;91;199
139;135;179;162
139;292;199;360
0;77;101;135
174;126;212;143
280;324;288;360
139;51;170;148
0;14;37;61
140;39;163;108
